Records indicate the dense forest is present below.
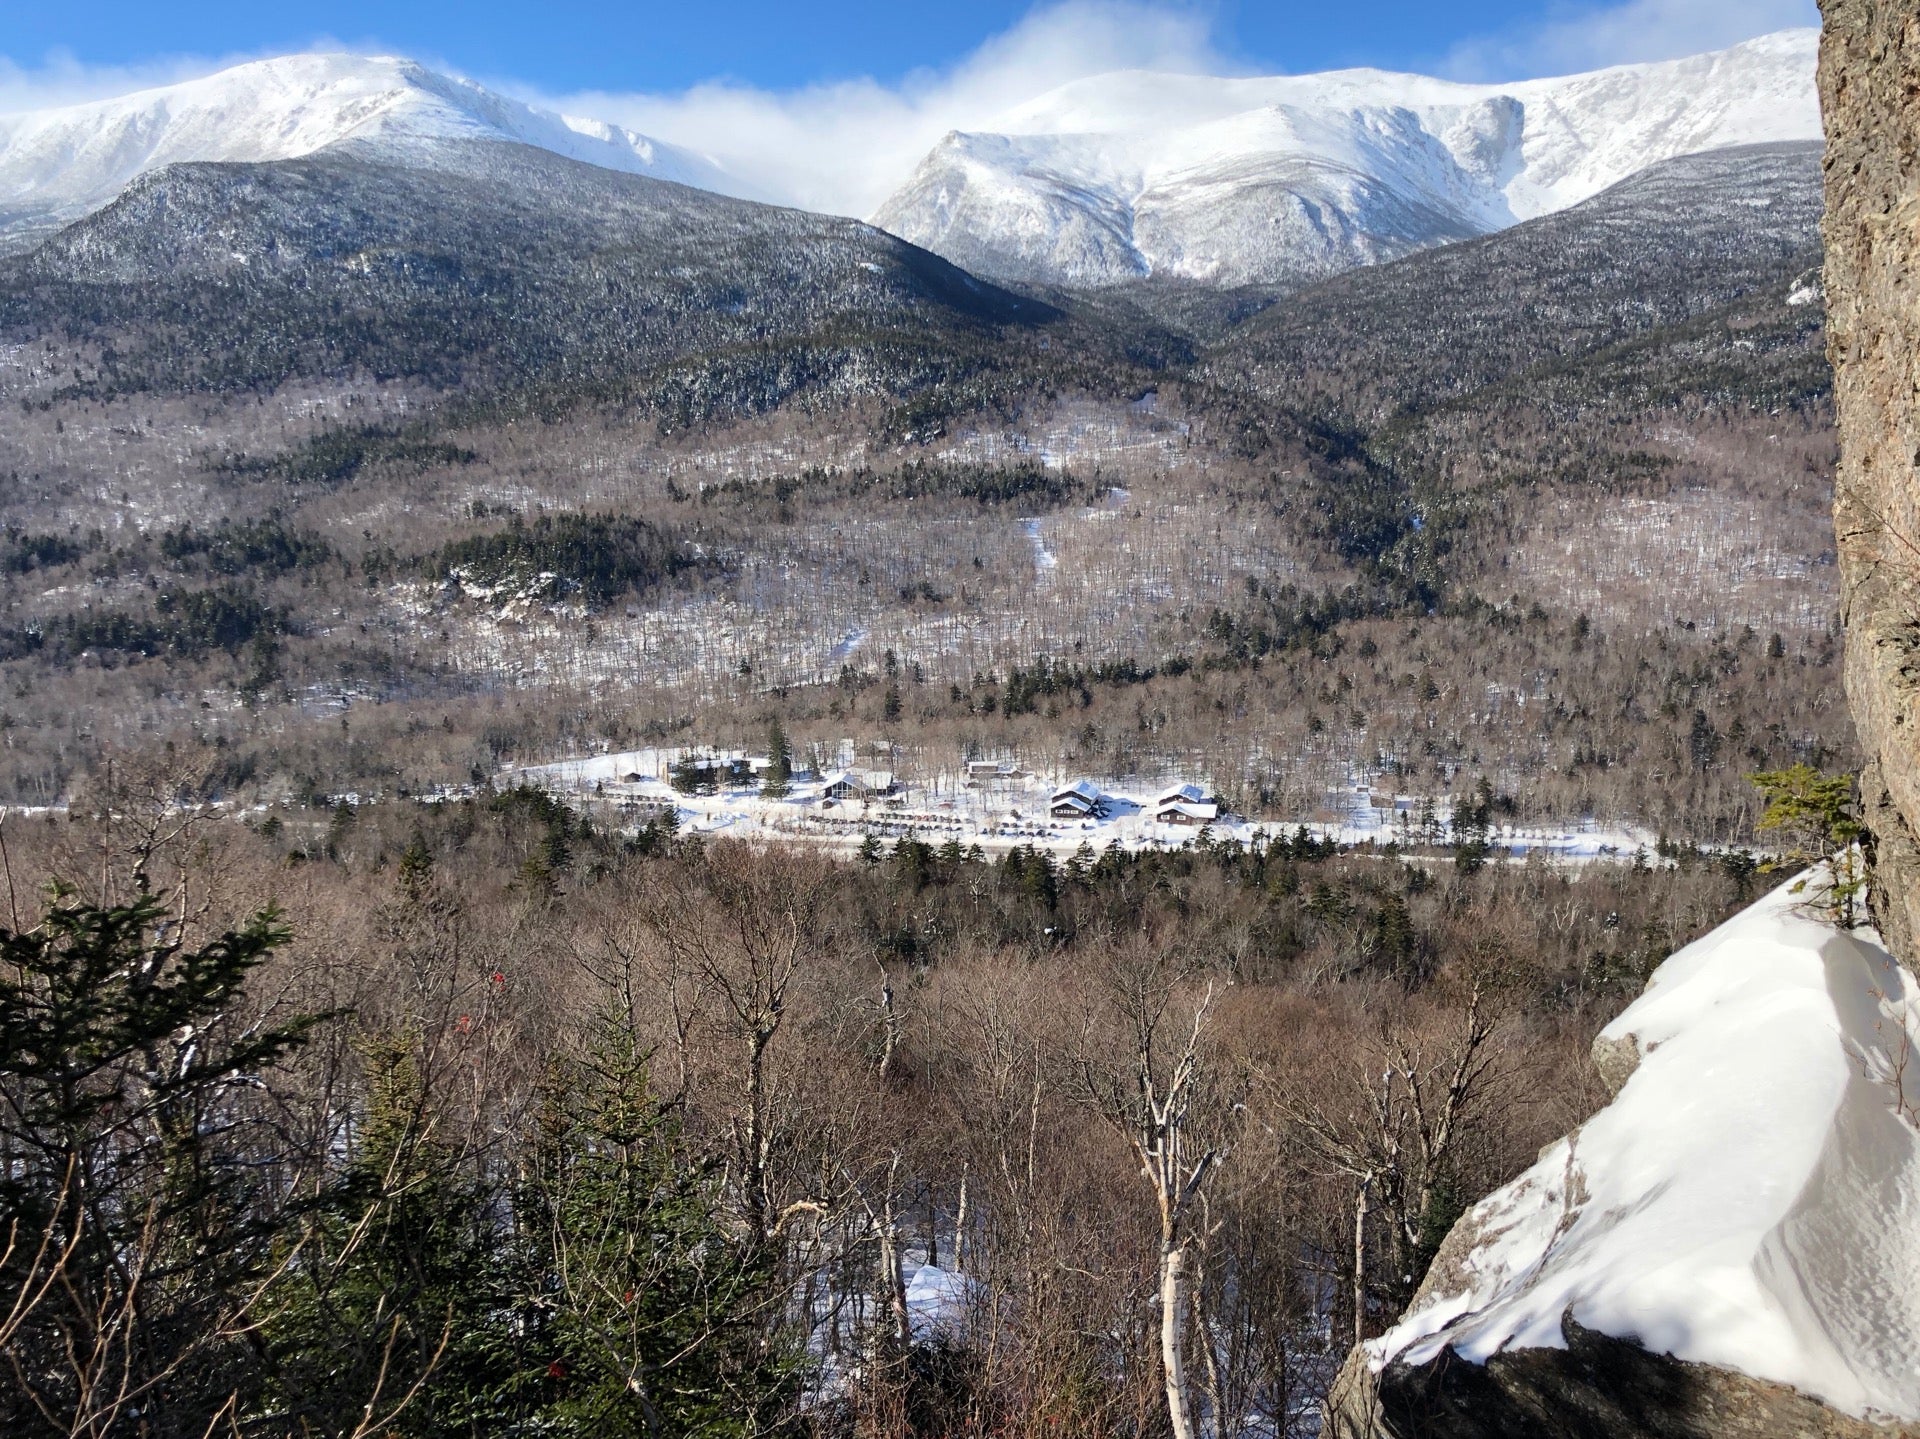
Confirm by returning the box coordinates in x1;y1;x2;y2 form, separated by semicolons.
0;759;1771;1437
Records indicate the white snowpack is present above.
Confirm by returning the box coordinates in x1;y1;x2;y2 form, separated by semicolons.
0;54;733;236
874;29;1820;287
1372;869;1920;1422
904;1263;973;1340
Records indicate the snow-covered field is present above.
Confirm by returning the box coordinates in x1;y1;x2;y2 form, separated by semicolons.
505;746;1655;861
1371;866;1920;1422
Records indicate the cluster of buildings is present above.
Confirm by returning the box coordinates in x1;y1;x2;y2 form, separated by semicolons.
586;745;1228;835
1047;779;1221;827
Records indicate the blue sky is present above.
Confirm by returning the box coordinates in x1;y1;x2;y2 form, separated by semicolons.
0;0;1815;95
0;0;1818;216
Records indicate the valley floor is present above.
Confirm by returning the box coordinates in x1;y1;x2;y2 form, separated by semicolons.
507;746;1663;861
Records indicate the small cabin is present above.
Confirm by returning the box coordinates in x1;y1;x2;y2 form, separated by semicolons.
1050;779;1104;820
1155;800;1220;827
1156;782;1206;808
823;770;897;803
966;759;1020;785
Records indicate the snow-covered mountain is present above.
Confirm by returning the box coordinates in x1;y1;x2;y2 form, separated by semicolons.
872;30;1823;288
0;53;733;250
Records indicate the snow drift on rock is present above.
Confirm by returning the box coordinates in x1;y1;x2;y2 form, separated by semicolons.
873;29;1821;287
0;54;733;248
1371;866;1920;1422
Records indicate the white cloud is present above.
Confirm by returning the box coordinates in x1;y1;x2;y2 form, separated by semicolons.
1444;0;1819;80
0;47;291;113
525;2;1229;218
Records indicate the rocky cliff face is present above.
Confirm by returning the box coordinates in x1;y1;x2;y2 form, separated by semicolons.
1822;0;1920;965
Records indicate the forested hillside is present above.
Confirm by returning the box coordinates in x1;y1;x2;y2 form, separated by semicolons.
0;142;1845;840
0;757;1763;1437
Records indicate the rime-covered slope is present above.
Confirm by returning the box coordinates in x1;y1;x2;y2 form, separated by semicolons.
1203;142;1826;421
874;30;1820;288
0;53;731;251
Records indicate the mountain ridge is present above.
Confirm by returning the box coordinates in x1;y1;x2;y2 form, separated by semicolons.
872;30;1822;288
0;53;734;252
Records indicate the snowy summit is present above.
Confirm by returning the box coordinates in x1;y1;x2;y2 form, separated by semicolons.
0;53;731;249
872;30;1822;287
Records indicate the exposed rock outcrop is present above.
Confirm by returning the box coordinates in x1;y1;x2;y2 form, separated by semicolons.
1325;1317;1920;1439
1320;873;1920;1437
1822;0;1920;964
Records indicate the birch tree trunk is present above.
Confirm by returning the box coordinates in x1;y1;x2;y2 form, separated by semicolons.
880;1155;911;1350
1353;1174;1372;1349
952;1163;968;1274
1161;1239;1199;1439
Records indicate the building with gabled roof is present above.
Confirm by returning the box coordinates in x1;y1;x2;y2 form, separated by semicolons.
1050;779;1105;819
1155;799;1220;827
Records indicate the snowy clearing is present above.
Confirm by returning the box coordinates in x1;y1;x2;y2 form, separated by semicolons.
505;747;1655;861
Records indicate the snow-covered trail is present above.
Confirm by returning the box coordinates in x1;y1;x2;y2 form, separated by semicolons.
1021;517;1057;578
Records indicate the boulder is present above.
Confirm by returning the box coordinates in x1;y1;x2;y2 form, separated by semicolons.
1326;1314;1920;1439
1321;872;1920;1437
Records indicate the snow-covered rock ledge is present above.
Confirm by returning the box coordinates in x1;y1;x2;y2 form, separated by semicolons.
1328;869;1920;1438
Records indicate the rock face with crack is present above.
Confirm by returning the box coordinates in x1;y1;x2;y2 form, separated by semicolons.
1823;1;1920;964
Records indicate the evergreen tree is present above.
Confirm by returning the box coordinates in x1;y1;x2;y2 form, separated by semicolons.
543;814;575;874
671;756;718;795
398;831;436;894
509;1013;802;1436
1004;846;1059;908
763;719;793;798
263;1032;507;1437
1751;764;1867;925
0;891;318;1438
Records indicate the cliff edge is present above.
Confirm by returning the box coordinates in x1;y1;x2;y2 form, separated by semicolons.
1823;0;1920;964
1326;874;1920;1437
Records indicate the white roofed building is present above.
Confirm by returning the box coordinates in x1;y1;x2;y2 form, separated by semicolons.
1050;779;1105;819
